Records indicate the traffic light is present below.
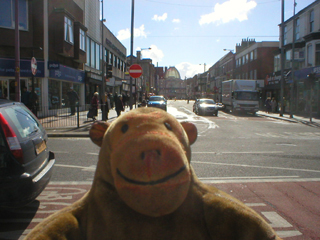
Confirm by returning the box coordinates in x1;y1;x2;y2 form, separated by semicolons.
106;64;112;79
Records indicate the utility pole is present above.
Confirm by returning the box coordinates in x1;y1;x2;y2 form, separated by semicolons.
280;0;285;116
290;0;297;118
129;0;134;110
15;0;20;102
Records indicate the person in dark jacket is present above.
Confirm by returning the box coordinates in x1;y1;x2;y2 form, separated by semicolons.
115;94;124;117
91;92;99;120
67;87;79;115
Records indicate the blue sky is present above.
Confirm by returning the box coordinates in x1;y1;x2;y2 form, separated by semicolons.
103;0;316;79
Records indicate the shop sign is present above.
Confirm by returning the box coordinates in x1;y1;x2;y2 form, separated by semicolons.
48;61;60;70
49;65;85;83
0;58;44;77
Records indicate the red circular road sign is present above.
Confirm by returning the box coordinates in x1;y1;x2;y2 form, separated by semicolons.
31;57;37;76
129;64;143;78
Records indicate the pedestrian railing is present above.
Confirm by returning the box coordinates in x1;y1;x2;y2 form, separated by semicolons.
37;104;103;129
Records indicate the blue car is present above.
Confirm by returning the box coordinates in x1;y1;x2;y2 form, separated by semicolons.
147;95;167;111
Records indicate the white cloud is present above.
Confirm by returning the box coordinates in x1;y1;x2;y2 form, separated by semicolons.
172;19;180;23
175;62;205;79
199;0;257;25
138;45;164;63
117;25;147;41
152;13;168;21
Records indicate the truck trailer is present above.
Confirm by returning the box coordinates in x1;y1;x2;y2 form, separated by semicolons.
222;79;260;114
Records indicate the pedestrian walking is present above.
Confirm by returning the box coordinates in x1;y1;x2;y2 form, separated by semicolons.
89;92;99;120
115;94;124;117
67;87;79;115
105;93;111;120
271;97;277;113
265;97;271;113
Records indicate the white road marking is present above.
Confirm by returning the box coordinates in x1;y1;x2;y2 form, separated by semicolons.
54;164;96;171
193;151;283;154
192;161;320;173
262;211;293;228
245;203;266;207
276;230;303;238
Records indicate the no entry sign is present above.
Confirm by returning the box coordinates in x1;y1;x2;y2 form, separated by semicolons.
129;64;143;78
31;57;37;76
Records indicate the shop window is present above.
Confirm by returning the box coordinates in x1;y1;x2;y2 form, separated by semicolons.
64;16;74;44
48;80;60;110
0;80;8;99
0;0;28;30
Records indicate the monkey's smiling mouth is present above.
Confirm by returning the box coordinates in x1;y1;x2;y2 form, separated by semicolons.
116;165;186;186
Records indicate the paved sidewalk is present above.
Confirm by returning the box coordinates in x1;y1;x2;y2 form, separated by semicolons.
45;109;320;138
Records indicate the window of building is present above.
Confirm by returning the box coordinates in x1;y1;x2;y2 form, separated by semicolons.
254;49;257;59
307;44;313;66
254;70;257;80
310;10;314;33
109;52;113;65
250;51;254;61
80;29;85;51
242;56;245;65
90;39;95;68
95;44;100;70
113;55;117;67
285;50;292;69
246;54;249;63
0;0;28;30
315;43;320;66
86;37;90;65
64;16;73;44
284;25;287;45
274;54;280;72
295;18;300;41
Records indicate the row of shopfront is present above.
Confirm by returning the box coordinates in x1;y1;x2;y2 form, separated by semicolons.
264;67;320;116
0;58;125;117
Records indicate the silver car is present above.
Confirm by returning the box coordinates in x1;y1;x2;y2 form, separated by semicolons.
194;98;219;116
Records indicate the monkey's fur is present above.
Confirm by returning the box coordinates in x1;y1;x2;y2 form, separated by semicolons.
26;107;281;240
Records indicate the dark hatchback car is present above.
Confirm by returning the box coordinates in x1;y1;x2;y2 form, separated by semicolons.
0;99;55;208
147;95;167;111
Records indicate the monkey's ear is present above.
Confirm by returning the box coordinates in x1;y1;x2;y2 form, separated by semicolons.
180;122;197;145
89;121;111;147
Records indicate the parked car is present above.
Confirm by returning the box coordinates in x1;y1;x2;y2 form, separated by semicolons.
147;95;167;111
194;98;219;116
0;99;55;208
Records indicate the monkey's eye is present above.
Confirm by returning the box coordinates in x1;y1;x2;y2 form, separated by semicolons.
164;122;172;131
121;124;129;133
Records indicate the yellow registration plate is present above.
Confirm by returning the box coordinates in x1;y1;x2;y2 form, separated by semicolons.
36;141;47;155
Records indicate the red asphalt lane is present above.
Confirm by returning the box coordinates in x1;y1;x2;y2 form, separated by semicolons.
0;181;319;239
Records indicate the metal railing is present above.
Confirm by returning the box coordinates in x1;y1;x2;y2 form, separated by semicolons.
37;104;103;129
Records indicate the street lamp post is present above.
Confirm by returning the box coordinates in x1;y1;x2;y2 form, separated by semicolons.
129;0;135;110
101;0;106;120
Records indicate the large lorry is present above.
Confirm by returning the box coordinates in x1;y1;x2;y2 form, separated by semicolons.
222;79;260;114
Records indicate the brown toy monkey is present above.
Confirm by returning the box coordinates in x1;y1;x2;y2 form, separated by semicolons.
26;107;282;240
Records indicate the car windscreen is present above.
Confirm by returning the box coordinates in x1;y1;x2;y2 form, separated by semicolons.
200;100;215;104
1;105;42;139
149;97;164;101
